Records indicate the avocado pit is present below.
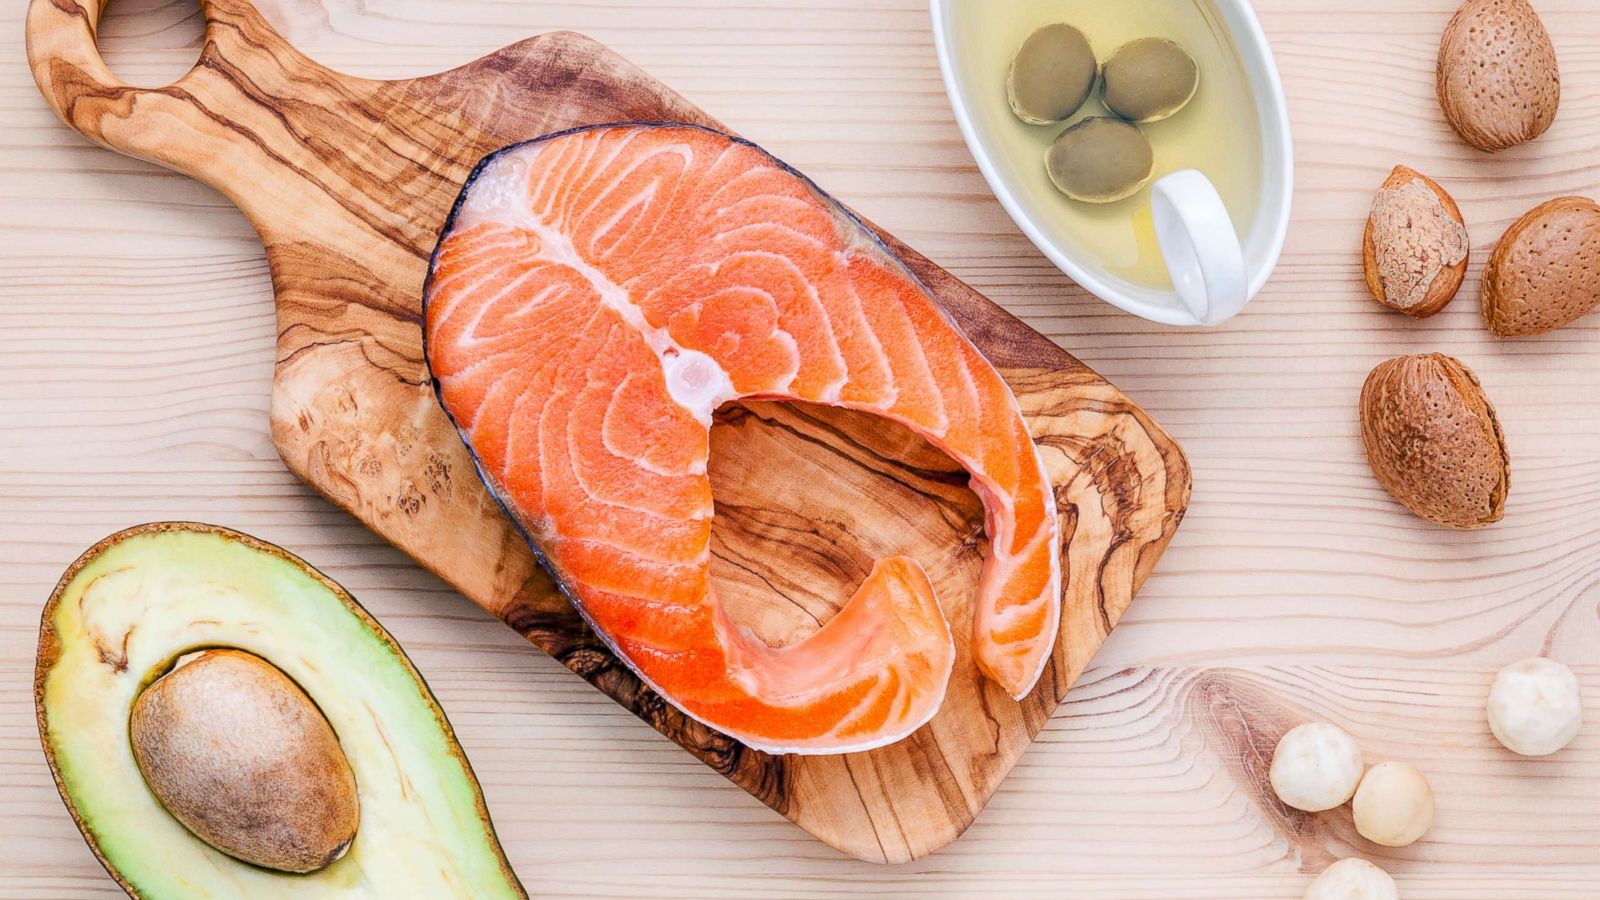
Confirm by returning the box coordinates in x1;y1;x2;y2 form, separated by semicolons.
129;648;360;874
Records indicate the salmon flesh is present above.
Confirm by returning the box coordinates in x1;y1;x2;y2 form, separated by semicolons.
424;124;1061;754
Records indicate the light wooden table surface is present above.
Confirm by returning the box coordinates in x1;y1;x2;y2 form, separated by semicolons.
3;0;1597;897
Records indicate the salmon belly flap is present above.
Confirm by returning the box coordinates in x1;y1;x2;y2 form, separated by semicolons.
423;123;1061;754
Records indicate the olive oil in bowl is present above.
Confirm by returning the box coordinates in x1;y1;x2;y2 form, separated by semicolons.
946;0;1264;294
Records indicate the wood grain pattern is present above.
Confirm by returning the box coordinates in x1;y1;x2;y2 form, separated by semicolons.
23;0;1189;864
3;0;1599;896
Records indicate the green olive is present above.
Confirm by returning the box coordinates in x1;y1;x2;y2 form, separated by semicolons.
1101;38;1200;123
1044;117;1154;204
1006;24;1099;126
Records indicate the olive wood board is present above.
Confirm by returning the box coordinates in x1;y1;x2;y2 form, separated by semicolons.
26;0;1191;863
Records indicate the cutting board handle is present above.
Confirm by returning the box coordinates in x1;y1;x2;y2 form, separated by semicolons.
25;0;306;190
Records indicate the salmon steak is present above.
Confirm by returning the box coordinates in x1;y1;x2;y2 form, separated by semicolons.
424;123;1061;754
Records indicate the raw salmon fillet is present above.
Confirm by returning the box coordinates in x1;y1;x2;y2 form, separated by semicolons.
425;124;1061;754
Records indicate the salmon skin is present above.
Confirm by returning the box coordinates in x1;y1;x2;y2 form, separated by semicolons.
424;123;1061;754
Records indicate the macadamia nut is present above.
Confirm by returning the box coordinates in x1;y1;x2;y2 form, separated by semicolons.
1270;722;1365;812
1304;858;1399;900
1487;657;1584;756
1353;761;1434;847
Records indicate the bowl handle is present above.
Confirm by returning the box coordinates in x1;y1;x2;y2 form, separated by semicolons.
1150;170;1250;326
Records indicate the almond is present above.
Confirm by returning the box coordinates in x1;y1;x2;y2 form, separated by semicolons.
1363;166;1469;317
1437;0;1560;153
1482;196;1600;336
1359;354;1509;529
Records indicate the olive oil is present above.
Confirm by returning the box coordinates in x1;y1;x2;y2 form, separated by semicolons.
950;0;1262;290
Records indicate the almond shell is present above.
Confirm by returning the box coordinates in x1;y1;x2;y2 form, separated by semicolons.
1436;0;1560;153
1362;165;1470;318
1359;354;1509;529
1482;196;1600;337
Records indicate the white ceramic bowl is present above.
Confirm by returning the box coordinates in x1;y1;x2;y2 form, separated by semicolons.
930;0;1294;327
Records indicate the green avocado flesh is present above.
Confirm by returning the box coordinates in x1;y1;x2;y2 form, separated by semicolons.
36;523;525;899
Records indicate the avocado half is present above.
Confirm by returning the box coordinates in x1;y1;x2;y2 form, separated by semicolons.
35;523;526;899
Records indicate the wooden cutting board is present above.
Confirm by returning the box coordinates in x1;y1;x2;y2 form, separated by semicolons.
27;0;1190;863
